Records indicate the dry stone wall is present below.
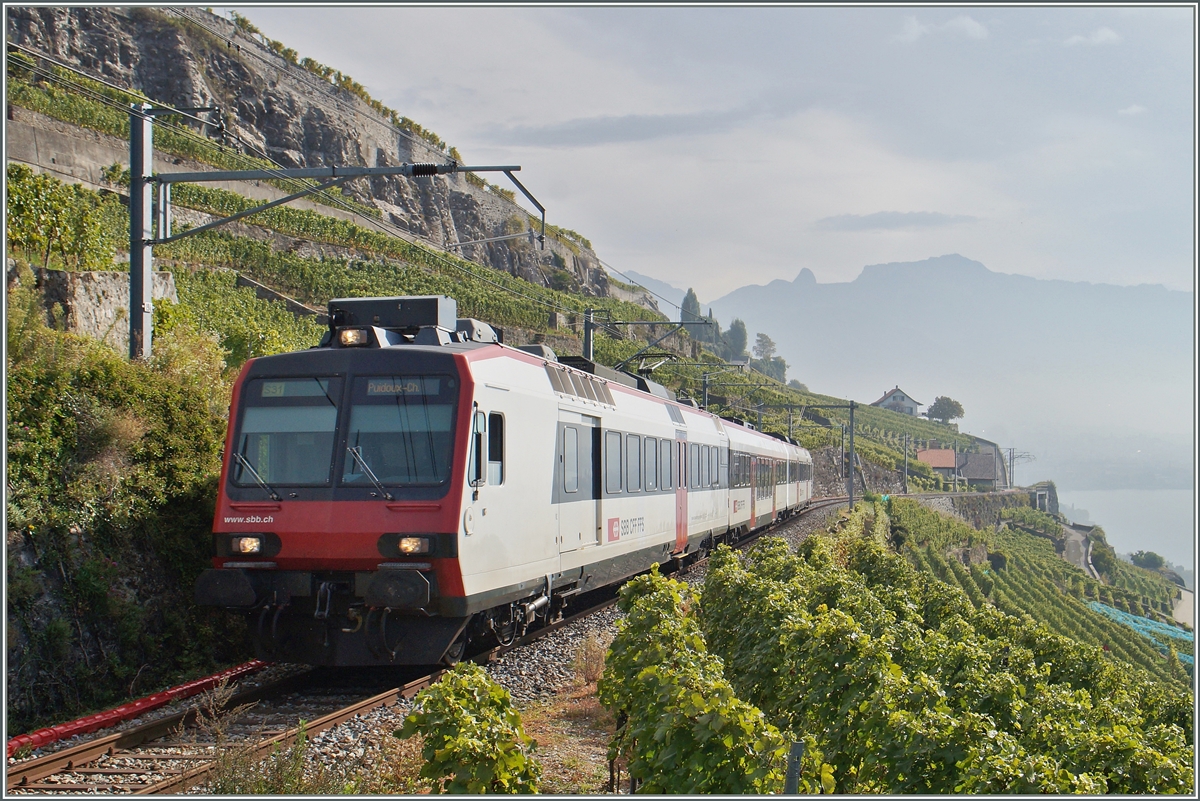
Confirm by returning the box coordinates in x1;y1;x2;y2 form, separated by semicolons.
11;265;178;355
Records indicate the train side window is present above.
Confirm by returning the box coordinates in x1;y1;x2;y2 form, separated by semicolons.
679;441;687;488
689;444;700;489
563;427;579;493
469;410;486;486
644;437;658;491
700;445;710;487
487;413;504;485
605;431;622;494
661;439;673;490
626;434;641;491
710;446;719;487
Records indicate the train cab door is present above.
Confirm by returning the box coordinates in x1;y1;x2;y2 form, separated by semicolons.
674;433;688;553
557;413;599;554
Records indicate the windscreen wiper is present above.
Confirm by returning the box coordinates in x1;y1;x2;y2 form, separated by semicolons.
233;452;281;501
347;446;395;501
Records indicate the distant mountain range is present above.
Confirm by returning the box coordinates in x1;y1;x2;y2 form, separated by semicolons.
637;255;1193;491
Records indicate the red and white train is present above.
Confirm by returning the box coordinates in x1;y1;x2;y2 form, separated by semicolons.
195;296;813;665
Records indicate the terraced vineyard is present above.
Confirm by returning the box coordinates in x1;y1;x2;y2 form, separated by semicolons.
598;501;1194;793
894;499;1190;685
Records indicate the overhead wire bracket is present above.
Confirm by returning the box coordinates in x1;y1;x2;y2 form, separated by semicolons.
503;170;546;250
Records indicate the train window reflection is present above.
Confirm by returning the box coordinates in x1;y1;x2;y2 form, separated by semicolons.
488;413;505;485
342;375;458;486
606;431;622;493
626;434;641;492
645;437;657;491
234;377;341;486
661;439;673;490
564;427;579;492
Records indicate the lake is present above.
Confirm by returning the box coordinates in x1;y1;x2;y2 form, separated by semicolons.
1055;488;1195;568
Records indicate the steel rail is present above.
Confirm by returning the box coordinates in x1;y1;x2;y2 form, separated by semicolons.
5;670;313;791
10;492;857;794
138;672;443;795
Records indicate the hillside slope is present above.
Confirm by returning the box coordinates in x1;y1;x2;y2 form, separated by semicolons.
4;5;641;302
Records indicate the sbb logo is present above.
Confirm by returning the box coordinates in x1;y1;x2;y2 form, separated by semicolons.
607;517;620;542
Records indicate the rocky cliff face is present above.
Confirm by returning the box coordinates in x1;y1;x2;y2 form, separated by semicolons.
6;6;642;303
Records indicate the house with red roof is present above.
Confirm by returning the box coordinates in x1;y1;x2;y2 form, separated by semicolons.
916;447;1005;490
917;447;958;479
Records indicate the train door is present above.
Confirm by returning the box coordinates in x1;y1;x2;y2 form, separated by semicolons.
558;414;599;554
749;456;757;527
772;460;778;522
675;434;688;553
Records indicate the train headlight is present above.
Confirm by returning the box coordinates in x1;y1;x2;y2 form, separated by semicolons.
398;536;431;555
339;328;370;347
232;536;262;554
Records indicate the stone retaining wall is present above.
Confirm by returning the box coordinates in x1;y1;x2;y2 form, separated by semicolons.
17;267;178;355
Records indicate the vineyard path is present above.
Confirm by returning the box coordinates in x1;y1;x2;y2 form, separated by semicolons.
1173;588;1193;628
1062;523;1099;579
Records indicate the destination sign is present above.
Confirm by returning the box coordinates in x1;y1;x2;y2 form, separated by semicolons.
366;377;441;396
260;378;333;398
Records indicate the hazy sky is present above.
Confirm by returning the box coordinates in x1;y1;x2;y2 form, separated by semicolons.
223;5;1195;301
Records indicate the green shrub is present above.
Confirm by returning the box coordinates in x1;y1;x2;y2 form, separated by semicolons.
5;274;246;732
598;566;799;794
395;662;541;794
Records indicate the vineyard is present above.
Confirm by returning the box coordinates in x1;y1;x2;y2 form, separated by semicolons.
894;499;1189;684
1088;602;1195;667
598;502;1193;793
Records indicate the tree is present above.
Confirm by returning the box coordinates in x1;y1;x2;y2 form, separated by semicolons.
681;289;720;344
1130;550;1165;571
756;356;787;383
753;333;777;361
788;380;808;392
701;307;721;345
723;319;748;362
927;396;964;423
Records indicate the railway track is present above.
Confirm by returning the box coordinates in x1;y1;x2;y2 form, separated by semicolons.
7;497;848;795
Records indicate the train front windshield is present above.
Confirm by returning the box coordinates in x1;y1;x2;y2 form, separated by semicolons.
342;375;458;487
234;377;342;486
